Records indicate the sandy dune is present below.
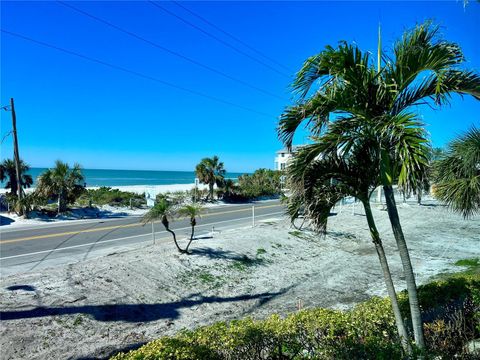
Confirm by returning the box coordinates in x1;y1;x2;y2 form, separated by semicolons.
0;200;478;359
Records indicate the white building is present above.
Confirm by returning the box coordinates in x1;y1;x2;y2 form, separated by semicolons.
274;145;304;171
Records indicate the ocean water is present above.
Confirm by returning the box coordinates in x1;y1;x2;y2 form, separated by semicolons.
1;168;245;187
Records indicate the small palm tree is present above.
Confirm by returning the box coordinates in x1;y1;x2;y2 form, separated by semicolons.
195;156;226;201
434;126;480;218
0;159;33;197
287;142;412;353
142;198;185;253
178;203;204;253
36;160;84;214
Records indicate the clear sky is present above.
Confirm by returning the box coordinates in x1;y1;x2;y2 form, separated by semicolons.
1;1;479;172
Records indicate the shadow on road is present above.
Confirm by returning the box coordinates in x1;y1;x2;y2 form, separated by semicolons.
0;290;285;323
0;215;15;226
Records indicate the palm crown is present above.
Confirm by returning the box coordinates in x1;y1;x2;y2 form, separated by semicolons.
195;155;226;200
36;160;84;213
434;126;480;218
0;158;33;196
279;23;479;191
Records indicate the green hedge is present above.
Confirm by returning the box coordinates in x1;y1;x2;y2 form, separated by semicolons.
112;273;480;360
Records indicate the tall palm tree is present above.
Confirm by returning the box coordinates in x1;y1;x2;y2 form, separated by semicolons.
195;156;226;201
142;198;185;253
0;159;33;197
177;203;204;253
278;22;480;350
434;126;480;218
287;141;411;353
36;160;84;214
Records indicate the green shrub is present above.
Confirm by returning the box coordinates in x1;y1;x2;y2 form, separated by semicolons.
77;187;145;207
223;169;282;202
112;272;480;360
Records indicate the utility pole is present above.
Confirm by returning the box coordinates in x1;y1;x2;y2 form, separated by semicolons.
10;98;23;204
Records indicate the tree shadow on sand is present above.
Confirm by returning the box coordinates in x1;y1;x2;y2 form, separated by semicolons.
189;247;251;261
0;290;286;323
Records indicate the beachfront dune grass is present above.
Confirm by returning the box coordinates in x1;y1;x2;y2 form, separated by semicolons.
111;271;480;360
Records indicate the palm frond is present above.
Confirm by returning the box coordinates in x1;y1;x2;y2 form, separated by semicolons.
434;126;480;218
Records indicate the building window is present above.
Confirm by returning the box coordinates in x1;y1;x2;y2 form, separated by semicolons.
281;163;286;170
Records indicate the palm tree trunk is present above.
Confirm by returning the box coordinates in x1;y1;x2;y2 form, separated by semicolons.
209;183;214;201
185;223;195;253
383;185;425;350
165;226;185;253
58;194;62;215
363;200;412;354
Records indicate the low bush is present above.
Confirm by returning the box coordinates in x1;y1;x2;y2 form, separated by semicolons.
77;187;145;207
111;272;479;360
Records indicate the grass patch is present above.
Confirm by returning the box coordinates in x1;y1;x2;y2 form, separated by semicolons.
454;258;479;267
256;248;266;255
288;230;315;241
73;315;84;326
228;255;266;272
198;271;218;285
178;268;225;288
288;230;303;238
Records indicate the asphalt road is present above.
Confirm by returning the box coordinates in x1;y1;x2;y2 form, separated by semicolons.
0;201;284;276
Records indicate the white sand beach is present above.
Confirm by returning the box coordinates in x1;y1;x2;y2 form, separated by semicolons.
1;200;478;359
0;183;211;196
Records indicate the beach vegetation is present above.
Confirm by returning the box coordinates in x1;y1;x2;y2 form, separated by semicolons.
177;203;204;253
222;169;283;202
433;126;480;218
455;258;480;268
195;156;226;201
256;248;266;255
0;158;33;200
142;197;186;253
278;21;480;350
236;169;282;199
35;160;85;214
77;186;145;208
112;271;480;360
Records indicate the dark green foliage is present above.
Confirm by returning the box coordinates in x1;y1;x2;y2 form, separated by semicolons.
36;160;85;213
433;126;480;218
112;273;480;360
455;258;480;268
78;187;145;207
0;158;33;197
224;169;282;202
195;156;226;201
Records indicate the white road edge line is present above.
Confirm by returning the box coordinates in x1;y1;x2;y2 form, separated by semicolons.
0;211;284;260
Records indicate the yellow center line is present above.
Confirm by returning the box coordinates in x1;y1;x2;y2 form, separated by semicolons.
0;204;281;244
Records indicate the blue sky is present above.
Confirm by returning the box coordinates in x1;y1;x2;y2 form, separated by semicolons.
1;1;479;172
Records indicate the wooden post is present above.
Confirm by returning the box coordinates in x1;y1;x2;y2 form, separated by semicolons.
11;98;24;215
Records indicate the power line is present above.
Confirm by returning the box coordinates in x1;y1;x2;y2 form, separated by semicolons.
172;1;293;73
1;29;274;118
56;1;286;102
148;1;291;79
